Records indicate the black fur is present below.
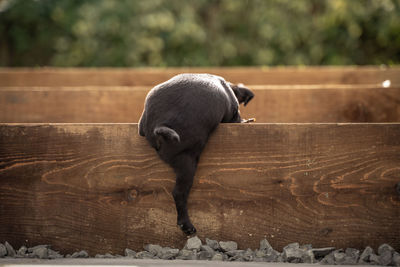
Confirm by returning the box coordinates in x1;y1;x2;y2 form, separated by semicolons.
138;73;254;235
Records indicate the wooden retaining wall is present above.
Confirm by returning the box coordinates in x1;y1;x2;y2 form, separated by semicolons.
0;67;400;255
0;123;399;255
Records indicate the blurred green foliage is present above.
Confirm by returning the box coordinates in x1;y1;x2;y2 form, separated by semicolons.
0;0;399;67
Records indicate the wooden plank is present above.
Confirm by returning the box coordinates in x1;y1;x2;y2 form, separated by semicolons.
0;123;399;255
1;85;399;123
243;85;400;123
0;87;148;123
0;66;399;86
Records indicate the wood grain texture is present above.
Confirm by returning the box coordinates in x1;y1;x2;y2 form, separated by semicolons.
0;123;399;255
1;85;399;123
0;66;399;86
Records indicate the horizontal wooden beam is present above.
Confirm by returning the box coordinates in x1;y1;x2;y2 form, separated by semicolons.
0;123;399;255
0;66;399;86
1;85;399;123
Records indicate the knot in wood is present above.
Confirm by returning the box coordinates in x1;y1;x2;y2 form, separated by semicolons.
128;189;138;201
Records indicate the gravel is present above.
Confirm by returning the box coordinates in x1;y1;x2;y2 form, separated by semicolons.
359;246;375;263
394;252;400;266
205;238;220;250
0;244;7;258
282;242;314;263
1;238;399;265
160;248;180;260
144;244;163;258
4;241;15;257
124;248;136;258
184;236;202;250
311;247;336;260
219;241;238;252
70;250;89;258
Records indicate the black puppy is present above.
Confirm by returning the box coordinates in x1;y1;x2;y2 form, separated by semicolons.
138;73;254;235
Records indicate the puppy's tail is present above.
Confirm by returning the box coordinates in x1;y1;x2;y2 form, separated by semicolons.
153;126;180;142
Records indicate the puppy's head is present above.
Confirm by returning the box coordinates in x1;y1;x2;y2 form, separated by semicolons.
230;83;254;106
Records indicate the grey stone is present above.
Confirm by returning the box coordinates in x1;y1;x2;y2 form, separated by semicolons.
124;248;136;258
226;250;245;257
176;249;197;260
342;256;358;264
5;242;15;257
255;249;267;258
211;252;224;261
254;255;266;262
311;247;335;260
288;258;301;263
370;253;381;265
378;244;395;255
47;249;63;259
254;247;280;262
185;236;202;250
344;248;360;264
392;252;400;267
197;250;213;260
48;249;64;259
135;251;155;259
70;252;79;258
205;238;220;251
379;250;393;266
226;250;250;262
200;245;215;256
333;250;346;265
27;245;49;253
24;246;46;259
282;242;300;260
219;241;238;252
259;239;273;253
160;247;179;260
0;244;7;258
359;246;374;263
17;246;27;257
320;253;335;265
242;248;255;261
71;250;88;258
228;254;244;261
32;247;48;259
282;242;314;263
268;249;281;262
144;244;163;257
95;253;114;258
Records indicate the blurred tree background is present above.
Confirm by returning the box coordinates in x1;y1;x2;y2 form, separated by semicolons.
0;0;399;67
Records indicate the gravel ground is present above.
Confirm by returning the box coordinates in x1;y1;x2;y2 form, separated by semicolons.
0;258;383;267
1;238;399;266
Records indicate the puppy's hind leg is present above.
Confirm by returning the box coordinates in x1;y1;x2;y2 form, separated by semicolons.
170;152;198;236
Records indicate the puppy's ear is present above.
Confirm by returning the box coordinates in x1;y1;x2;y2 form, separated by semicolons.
230;83;254;106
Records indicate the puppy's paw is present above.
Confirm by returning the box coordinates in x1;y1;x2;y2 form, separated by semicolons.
178;222;197;236
242;118;256;123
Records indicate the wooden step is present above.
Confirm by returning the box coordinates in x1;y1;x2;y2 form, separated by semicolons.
0;123;399;254
1;85;399;123
0;66;399;86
